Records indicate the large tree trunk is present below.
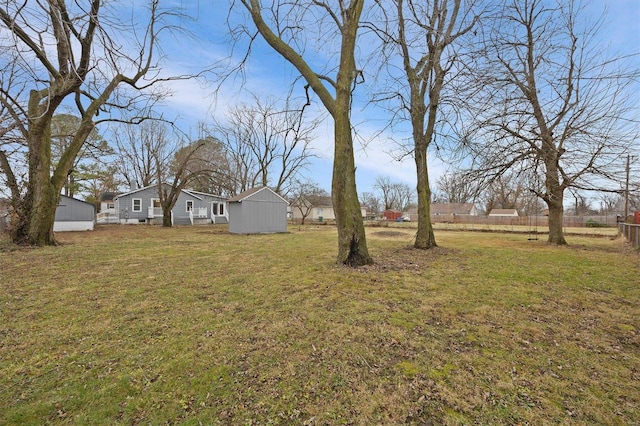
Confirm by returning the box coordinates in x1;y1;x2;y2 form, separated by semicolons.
546;187;567;245
544;147;567;245
14;99;62;246
22;185;59;246
411;82;438;249
242;0;371;266
414;141;437;249
332;107;372;266
162;210;172;227
331;3;372;267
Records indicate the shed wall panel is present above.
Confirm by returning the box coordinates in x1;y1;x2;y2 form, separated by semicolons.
55;196;95;222
228;199;287;234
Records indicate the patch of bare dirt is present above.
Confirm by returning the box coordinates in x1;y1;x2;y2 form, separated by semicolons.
360;246;459;272
371;231;412;238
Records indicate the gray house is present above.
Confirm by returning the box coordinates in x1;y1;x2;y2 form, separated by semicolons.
54;195;95;232
114;185;227;225
227;187;288;234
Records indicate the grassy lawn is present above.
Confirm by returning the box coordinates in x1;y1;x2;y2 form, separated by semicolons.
1;225;638;425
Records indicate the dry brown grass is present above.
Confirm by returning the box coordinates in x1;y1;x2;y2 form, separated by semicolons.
1;225;638;425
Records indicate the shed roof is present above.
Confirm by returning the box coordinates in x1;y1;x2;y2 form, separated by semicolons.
59;194;96;207
227;187;288;204
407;203;476;215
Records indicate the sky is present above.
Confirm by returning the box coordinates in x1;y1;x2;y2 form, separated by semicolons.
151;0;640;197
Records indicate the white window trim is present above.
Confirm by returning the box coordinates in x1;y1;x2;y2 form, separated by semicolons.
186;200;194;212
132;198;142;212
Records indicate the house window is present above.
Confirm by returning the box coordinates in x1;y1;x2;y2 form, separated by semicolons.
186;200;194;212
106;202;115;210
212;203;224;216
132;198;142;212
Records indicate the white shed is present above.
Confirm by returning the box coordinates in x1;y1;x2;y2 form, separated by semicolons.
54;195;95;231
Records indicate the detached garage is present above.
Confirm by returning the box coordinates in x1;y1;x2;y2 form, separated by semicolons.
227;187;288;234
54;195;95;232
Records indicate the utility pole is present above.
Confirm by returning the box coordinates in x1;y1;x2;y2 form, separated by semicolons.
624;154;630;221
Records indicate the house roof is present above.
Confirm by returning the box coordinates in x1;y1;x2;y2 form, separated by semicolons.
114;185;157;199
99;192;119;202
407;203;475;215
289;195;332;208
114;184;224;201
312;195;333;207
488;208;518;216
183;189;227;200
227;187;288;204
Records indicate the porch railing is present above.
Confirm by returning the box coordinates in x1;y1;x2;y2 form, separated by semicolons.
188;207;208;224
96;211;118;224
147;206;162;219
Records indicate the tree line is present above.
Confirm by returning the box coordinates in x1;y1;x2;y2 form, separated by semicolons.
1;1;637;267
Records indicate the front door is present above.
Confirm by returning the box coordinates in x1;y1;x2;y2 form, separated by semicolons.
152;198;161;217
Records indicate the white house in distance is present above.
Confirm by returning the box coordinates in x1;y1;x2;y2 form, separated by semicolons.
97;192;119;224
488;208;519;217
290;195;367;223
406;202;478;222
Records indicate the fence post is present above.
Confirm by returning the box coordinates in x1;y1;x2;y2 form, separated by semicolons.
620;223;640;250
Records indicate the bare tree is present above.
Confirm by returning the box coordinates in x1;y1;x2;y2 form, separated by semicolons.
393;182;415;212
373;175;414;211
435;170;477;203
181;136;235;197
359;192;382;217
462;0;639;244
479;173;526;215
156;139;210;227
234;0;373;266
114;121;168;191
0;1;199;245
207;95;318;197
374;176;397;210
370;0;479;249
